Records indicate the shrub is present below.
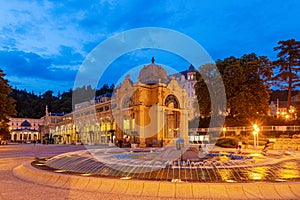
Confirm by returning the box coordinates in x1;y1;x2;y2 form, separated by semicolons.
216;137;238;148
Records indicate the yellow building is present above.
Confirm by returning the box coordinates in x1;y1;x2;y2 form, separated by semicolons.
112;59;188;147
43;59;189;147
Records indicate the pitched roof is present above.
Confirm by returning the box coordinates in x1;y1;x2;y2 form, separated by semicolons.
20;120;31;127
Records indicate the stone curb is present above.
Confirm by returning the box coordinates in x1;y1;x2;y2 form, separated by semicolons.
13;161;300;199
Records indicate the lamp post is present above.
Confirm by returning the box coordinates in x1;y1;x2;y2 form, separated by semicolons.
174;128;179;138
222;127;226;138
253;131;257;149
253;124;259;150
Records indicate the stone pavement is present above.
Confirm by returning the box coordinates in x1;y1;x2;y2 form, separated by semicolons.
1;143;300;199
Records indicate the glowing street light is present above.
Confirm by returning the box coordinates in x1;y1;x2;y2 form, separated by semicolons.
253;124;259;150
222;127;226;138
253;124;259;132
253;131;257;149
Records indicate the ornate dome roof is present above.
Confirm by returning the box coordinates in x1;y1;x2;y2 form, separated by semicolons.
138;57;168;85
21;120;31;127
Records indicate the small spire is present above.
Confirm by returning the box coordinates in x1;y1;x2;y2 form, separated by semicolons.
151;57;155;63
46;105;49;115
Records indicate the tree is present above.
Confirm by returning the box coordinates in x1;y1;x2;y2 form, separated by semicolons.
0;69;16;140
194;53;273;126
95;84;115;96
220;53;273;121
194;63;225;117
8;84;115;119
273;39;300;109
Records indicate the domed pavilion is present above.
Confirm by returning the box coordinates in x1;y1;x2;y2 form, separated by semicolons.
113;57;188;147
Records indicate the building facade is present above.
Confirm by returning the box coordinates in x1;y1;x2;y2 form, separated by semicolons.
43;59;189;147
8;118;43;142
175;65;198;120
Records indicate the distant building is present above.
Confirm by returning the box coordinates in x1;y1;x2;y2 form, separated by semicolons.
8;118;43;142
173;65;198;120
42;106;67;144
269;93;299;119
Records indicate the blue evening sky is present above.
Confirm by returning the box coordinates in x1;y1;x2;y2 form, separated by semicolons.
0;0;299;94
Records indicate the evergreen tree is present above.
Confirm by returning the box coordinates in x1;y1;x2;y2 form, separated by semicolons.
273;39;300;109
0;69;16;140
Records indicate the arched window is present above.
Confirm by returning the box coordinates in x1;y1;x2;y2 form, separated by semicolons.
122;95;134;109
165;94;179;108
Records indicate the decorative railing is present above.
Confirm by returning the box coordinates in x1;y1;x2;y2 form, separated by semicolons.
189;126;300;133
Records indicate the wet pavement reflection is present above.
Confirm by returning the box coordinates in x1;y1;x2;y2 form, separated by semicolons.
42;147;300;183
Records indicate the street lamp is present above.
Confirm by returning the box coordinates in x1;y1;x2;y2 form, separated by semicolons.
222;127;226;138
252;131;257;149
253;124;259;150
285;115;289;120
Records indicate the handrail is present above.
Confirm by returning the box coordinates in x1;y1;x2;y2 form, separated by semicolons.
189;126;300;132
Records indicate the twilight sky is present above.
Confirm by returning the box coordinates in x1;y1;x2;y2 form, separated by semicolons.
0;0;300;94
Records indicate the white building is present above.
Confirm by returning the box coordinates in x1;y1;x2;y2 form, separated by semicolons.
173;65;198;120
8;118;43;142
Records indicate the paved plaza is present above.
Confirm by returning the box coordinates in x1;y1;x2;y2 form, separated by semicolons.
1;144;300;199
0;144;160;200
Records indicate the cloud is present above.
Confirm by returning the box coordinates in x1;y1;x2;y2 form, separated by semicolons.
0;0;105;56
0;0;300;93
51;45;84;67
0;50;77;82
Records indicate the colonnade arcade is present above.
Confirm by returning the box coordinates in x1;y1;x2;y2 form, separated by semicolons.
76;117;116;145
11;130;39;142
52;116;116;145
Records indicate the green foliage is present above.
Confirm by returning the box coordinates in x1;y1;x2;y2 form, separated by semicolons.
95;84;114;96
0;69;16;139
219;53;273;119
194;53;273;125
8;84;115;119
72;85;95;106
194;63;226;117
9;89;63;118
194;70;211;117
273;39;300;109
72;84;114;106
188;117;211;128
270;90;298;101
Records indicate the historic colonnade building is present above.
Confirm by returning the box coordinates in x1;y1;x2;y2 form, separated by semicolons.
112;58;188;147
43;59;190;147
8;118;43;142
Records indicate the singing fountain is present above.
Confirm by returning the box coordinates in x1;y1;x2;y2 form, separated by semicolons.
9;142;299;199
38;144;300;183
